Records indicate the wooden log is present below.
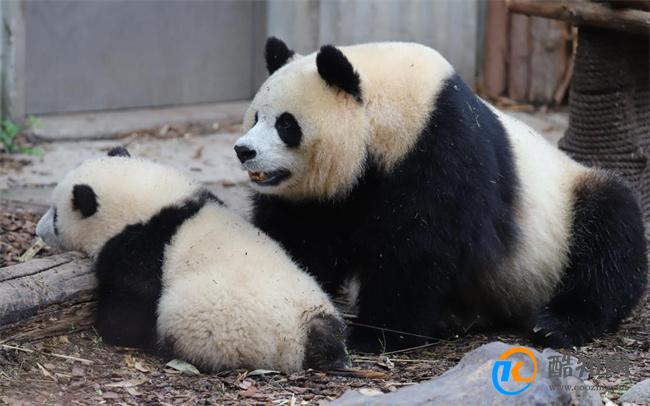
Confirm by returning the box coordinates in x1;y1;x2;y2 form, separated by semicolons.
508;14;531;102
507;0;650;35
483;0;509;99
0;253;95;339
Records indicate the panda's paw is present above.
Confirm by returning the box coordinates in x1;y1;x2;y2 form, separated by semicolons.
303;314;349;371
529;312;573;348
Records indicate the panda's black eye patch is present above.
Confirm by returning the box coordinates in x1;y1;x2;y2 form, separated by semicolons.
53;207;59;235
254;111;259;125
275;112;302;148
72;184;98;218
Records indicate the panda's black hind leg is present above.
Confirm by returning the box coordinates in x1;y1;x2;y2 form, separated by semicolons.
530;174;647;348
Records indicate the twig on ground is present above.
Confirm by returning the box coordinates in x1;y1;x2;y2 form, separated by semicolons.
326;369;387;379
346;321;451;342
351;356;438;364
1;343;94;364
380;342;442;356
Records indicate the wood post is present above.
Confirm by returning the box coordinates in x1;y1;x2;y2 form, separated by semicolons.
507;14;530;102
483;0;509;99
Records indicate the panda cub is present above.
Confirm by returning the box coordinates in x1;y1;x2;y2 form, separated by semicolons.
36;147;347;372
234;38;647;352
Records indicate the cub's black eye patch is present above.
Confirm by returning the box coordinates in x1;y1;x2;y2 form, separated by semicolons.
254;111;259;125
72;184;98;218
275;112;302;148
53;207;59;235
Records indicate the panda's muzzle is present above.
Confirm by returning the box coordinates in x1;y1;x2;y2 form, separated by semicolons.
248;169;291;186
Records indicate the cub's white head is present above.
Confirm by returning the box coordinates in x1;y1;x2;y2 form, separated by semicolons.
36;147;199;256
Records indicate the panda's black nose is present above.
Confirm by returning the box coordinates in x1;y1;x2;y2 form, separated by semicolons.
234;145;257;163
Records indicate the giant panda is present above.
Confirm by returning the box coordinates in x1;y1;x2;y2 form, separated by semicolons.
35;147;348;372
233;38;648;352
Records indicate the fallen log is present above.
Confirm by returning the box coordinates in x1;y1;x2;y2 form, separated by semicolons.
0;253;95;342
507;0;650;35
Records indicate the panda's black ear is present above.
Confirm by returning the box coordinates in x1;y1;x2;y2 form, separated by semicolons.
72;184;98;218
316;45;362;103
265;37;295;75
107;146;130;157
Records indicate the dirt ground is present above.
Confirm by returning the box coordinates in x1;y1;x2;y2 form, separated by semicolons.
1;204;648;405
0;203;59;267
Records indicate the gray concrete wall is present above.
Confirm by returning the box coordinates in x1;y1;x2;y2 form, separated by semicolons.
24;0;258;115
266;0;480;85
2;0;480;120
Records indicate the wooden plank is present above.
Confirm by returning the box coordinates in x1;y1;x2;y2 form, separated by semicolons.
528;18;566;104
0;253;94;327
483;0;509;99
508;14;530;102
507;0;650;35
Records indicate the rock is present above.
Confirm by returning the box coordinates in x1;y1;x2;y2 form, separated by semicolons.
331;342;602;405
620;379;650;405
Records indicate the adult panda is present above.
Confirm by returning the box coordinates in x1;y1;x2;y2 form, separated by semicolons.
36;147;348;372
234;38;647;352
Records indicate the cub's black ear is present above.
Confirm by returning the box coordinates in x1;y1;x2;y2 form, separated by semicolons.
265;37;295;75
107;146;130;157
72;184;98;218
316;45;362;103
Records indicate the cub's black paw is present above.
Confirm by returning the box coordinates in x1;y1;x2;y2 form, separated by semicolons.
303;314;348;370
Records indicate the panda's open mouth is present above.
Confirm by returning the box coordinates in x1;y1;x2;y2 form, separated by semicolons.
248;169;291;186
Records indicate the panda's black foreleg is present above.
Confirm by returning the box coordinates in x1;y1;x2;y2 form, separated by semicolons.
95;292;159;350
346;268;456;353
530;176;647;348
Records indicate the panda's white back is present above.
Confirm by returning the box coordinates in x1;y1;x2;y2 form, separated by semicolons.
483;108;590;316
158;202;338;372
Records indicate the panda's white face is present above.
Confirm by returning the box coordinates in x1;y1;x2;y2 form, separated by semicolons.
235;50;371;200
36;154;199;256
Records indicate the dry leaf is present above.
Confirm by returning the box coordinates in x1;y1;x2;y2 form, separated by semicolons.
105;378;146;388
102;392;120;399
238;379;253;390
240;385;258;398
36;362;56;381
125;387;141;396
159;125;170;136
165;359;200;375
193;146;204;160
124;354;135;368
71;365;85;377
377;356;394;370
247;369;280;377
18;237;45;262
134;361;150;373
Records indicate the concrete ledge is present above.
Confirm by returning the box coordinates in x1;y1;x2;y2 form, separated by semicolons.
29;101;249;141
